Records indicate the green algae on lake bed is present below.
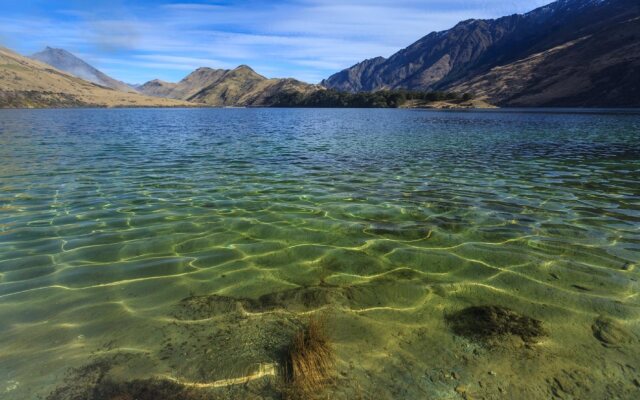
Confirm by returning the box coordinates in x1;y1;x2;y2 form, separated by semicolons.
0;108;639;399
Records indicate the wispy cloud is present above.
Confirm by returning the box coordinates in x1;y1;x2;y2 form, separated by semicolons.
0;0;553;84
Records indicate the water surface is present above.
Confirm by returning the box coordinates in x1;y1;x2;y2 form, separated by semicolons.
1;108;639;399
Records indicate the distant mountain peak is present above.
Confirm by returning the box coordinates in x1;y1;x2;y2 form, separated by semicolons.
193;67;217;72
144;79;172;86
186;67;226;78
234;64;256;73
35;47;83;61
34;46;77;59
227;65;265;80
30;47;136;93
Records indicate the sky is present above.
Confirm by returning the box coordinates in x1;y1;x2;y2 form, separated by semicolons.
0;0;552;84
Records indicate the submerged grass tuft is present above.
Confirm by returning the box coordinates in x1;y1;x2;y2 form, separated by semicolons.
282;316;334;399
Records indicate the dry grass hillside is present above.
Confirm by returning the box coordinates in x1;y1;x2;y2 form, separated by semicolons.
187;66;322;107
0;47;193;108
138;68;227;100
140;65;323;107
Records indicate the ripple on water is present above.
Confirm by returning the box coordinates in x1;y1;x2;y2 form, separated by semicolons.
0;109;639;399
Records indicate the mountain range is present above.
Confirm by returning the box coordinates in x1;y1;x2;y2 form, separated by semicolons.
322;0;640;106
1;0;638;108
0;47;190;108
137;66;322;106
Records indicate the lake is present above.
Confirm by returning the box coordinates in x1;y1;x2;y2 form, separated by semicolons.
0;108;639;399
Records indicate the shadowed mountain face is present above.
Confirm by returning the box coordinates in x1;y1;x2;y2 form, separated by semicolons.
139;66;322;107
31;47;136;93
322;0;640;106
450;16;640;107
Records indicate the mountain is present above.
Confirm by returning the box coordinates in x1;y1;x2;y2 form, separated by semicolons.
322;0;640;107
138;67;227;99
137;79;179;98
31;47;136;93
449;16;640;107
0;46;191;108
139;66;322;106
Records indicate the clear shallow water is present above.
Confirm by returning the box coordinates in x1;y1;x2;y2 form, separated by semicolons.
0;108;639;399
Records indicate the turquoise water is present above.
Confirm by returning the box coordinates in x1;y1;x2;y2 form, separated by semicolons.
0;108;639;399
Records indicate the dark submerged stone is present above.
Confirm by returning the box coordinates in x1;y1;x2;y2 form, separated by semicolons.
591;316;635;347
447;305;545;344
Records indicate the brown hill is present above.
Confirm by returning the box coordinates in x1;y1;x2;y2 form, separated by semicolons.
140;66;322;106
138;68;228;100
0;47;192;108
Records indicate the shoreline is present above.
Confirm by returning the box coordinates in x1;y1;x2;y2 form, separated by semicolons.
5;104;640;111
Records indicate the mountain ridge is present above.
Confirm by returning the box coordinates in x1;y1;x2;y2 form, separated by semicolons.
31;47;137;93
3;0;638;108
321;0;640;106
139;65;322;107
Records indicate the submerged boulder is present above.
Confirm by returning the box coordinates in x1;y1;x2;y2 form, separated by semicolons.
46;358;210;400
591;316;635;348
446;305;545;344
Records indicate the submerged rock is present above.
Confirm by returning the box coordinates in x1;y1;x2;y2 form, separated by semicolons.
591;316;635;347
174;274;427;320
46;358;209;400
51;376;212;400
446;305;545;344
173;285;340;320
87;379;208;400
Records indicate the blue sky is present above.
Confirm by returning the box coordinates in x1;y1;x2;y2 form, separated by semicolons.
0;0;552;84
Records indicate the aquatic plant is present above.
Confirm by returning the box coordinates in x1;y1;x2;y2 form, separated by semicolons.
282;316;335;399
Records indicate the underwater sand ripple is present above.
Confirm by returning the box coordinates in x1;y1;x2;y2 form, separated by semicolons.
1;109;639;399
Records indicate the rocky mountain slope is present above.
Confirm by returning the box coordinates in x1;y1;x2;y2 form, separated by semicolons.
0;47;191;108
449;16;640;107
322;0;640;106
31;47;136;93
140;66;322;106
